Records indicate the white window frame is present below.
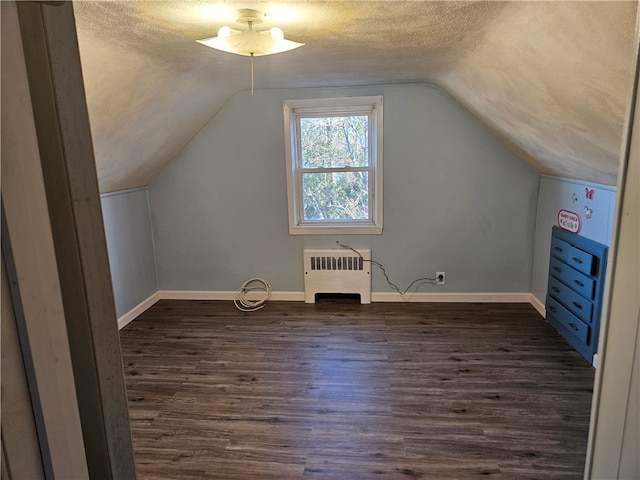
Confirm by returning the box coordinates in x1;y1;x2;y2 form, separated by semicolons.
283;96;383;235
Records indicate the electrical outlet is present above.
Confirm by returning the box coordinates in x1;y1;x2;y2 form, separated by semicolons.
435;272;446;285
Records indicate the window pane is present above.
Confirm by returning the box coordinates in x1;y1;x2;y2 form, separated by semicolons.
300;116;368;168
302;172;369;220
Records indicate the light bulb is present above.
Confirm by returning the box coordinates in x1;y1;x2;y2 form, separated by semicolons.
217;26;231;39
270;27;284;40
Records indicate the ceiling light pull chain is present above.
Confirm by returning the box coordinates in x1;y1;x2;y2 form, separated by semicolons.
248;19;254;95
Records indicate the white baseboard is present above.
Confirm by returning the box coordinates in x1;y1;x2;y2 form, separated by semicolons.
158;290;305;302
529;294;546;317
117;291;160;330
372;292;533;303
158;290;536;305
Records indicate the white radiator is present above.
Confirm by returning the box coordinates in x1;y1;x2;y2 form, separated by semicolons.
303;249;371;304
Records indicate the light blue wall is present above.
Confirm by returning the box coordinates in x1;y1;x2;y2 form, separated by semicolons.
101;188;158;317
149;84;539;294
531;175;616;304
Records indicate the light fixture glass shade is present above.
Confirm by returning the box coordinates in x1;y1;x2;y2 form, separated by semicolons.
197;27;304;56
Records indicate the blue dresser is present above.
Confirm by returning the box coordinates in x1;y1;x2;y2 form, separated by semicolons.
545;226;608;364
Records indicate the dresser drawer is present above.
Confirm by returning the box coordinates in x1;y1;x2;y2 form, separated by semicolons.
548;277;594;324
546;296;590;344
549;257;595;299
550;236;594;275
566;248;594;275
550;237;572;261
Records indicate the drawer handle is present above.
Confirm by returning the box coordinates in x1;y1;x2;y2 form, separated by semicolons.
572;302;583;310
553;267;562;273
551;287;560;293
568;323;579;331
548;306;557;314
572;257;583;264
553;246;563;253
574;280;584;287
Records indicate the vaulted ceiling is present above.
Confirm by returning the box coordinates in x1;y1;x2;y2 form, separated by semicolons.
73;1;639;193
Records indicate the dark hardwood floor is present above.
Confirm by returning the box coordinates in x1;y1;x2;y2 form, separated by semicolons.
120;300;594;479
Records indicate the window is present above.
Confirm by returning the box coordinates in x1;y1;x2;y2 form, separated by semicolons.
283;96;383;234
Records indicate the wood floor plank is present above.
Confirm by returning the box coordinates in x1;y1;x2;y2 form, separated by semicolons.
120;300;594;479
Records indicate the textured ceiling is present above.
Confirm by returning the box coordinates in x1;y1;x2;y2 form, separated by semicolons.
73;1;639;193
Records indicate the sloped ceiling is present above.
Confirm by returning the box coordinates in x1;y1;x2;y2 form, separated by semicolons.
73;1;639;193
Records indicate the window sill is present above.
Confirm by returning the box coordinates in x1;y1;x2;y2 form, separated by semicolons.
289;224;383;235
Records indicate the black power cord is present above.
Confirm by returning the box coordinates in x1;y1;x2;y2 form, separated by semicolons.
336;241;439;295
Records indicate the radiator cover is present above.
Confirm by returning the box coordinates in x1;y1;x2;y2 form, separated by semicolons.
303;249;371;304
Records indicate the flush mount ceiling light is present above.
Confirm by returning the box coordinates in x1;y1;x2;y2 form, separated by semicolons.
197;8;303;57
197;8;304;94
